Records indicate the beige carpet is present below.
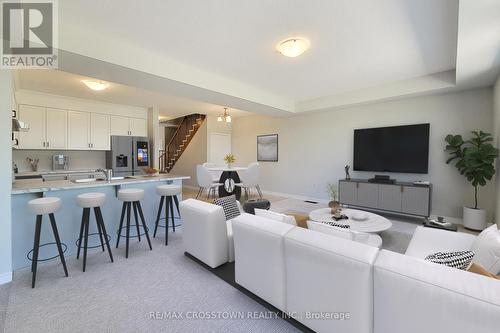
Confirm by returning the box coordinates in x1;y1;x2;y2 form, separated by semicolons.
2;233;300;333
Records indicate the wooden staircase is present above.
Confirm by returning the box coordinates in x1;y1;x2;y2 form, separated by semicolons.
160;114;206;173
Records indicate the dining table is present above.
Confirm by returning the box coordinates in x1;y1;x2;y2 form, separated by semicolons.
207;166;248;200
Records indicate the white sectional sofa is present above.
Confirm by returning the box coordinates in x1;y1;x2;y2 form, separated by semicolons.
230;214;500;333
179;199;500;333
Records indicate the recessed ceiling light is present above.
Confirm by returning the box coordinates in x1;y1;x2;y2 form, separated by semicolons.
82;80;109;91
277;38;310;57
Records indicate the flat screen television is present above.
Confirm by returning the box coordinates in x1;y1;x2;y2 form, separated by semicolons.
353;123;430;174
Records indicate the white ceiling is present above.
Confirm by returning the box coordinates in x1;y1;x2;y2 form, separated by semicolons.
15;69;252;120
59;0;459;101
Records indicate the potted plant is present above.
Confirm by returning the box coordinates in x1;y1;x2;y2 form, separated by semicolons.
326;183;341;214
445;131;499;230
224;153;236;169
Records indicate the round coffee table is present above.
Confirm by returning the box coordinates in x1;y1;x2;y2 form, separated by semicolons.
308;208;392;233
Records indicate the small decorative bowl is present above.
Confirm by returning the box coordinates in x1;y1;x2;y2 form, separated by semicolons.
143;167;158;177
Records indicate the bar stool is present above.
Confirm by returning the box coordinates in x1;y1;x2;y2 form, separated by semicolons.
75;193;114;272
116;188;152;258
27;197;68;288
154;184;182;246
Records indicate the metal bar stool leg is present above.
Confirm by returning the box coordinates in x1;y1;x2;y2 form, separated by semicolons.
136;202;152;250
48;213;68;277
95;211;105;252
95;207;114;263
169;196;176;233
76;211;85;259
132;202;141;242
125;202;131;258
154;196;165;238
82;208;91;272
116;202;127;248
173;195;181;217
165;197;170;245
31;215;42;288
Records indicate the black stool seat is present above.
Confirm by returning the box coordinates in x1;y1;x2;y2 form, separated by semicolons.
242;199;271;214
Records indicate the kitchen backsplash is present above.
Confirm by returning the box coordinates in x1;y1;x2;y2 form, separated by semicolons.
13;150;106;173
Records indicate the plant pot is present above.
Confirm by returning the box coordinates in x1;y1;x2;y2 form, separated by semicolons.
463;206;487;231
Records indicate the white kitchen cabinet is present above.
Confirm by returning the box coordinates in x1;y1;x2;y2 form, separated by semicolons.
18;105;46;149
68;111;90;150
90;113;110;150
46;108;67;149
110;115;130;136
110;116;147;137
129;117;147;137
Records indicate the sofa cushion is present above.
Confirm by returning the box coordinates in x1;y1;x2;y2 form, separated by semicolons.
424;251;475;270
285;227;379;333
405;226;476;259
214;195;241;221
254;208;297;226
374;249;500;333
471;224;500;275
232;213;295;310
307;220;382;248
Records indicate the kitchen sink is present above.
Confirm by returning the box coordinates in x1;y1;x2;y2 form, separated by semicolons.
72;178;103;183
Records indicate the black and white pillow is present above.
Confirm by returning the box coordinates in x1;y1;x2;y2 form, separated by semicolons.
322;221;350;229
214;195;240;221
425;251;475;270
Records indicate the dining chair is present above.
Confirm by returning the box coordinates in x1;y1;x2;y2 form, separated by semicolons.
196;165;222;199
235;162;263;200
202;162;220;183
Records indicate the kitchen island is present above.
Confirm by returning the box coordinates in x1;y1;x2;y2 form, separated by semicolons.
11;174;189;270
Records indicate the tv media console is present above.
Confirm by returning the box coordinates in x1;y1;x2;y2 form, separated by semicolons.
339;179;432;218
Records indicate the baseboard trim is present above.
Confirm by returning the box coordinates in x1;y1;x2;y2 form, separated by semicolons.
260;189;329;205
0;271;12;285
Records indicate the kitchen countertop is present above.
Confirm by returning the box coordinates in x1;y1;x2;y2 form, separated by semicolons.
16;169;102;177
12;174;190;195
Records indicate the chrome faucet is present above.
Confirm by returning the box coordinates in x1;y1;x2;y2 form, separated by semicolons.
95;169;112;182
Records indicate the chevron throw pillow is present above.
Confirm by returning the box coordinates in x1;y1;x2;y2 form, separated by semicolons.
425;251;475;270
214;195;241;221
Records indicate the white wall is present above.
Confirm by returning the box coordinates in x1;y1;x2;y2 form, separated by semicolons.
493;75;500;226
1;71;13;284
232;88;495;220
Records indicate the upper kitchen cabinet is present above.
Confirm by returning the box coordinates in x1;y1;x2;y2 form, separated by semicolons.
129;118;147;137
18;105;67;150
18;105;45;149
67;111;90;150
90;113;111;150
110;116;147;137
68;112;111;150
110;115;130;136
46;108;67;149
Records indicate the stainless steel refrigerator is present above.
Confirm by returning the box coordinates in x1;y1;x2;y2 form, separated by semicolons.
106;136;150;177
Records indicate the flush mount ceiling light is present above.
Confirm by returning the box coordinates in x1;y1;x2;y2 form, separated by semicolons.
277;38;310;57
82;80;109;91
217;107;231;123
